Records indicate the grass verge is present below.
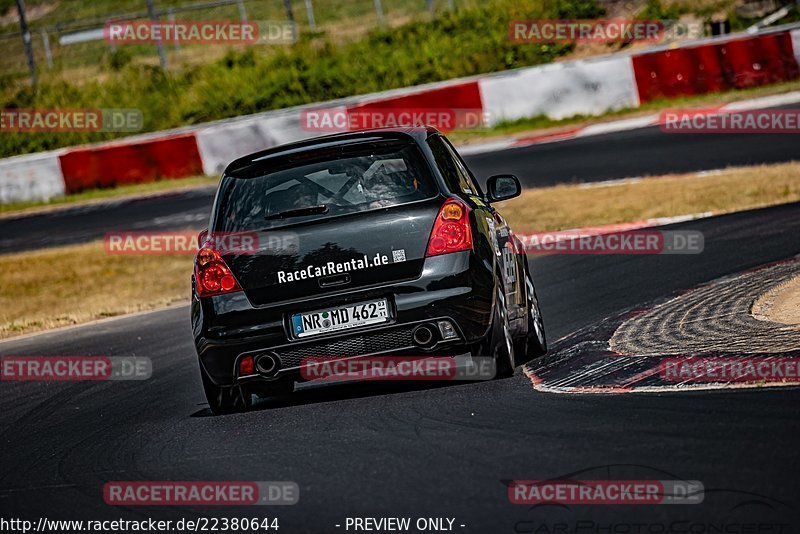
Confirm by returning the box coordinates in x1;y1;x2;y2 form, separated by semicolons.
0;241;193;339
1;161;799;339
496;161;800;231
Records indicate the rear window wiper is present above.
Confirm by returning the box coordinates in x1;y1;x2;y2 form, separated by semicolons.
265;204;329;220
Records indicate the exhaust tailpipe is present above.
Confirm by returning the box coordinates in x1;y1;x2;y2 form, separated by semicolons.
255;354;280;377
412;325;436;348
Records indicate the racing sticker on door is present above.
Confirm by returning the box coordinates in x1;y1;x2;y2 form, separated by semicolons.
502;243;517;286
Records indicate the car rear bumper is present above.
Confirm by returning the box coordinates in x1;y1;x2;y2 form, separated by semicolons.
193;251;495;386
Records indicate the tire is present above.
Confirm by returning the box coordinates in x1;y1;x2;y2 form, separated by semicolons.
200;364;252;415
523;270;547;359
491;286;516;378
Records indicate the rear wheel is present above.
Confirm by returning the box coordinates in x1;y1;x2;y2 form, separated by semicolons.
491;287;516;378
524;270;547;359
200;365;252;415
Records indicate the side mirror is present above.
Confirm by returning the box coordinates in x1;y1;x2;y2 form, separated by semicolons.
486;174;521;203
197;229;209;248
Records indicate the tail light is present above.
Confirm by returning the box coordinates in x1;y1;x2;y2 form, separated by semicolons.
194;241;242;297
426;198;473;257
239;355;255;376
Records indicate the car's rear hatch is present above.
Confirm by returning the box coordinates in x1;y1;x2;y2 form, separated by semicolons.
214;136;442;306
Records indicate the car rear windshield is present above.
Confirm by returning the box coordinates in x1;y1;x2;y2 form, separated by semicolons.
214;139;438;232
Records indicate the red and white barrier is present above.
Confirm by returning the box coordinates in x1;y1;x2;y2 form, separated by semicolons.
632;31;799;102
195;110;315;176
460;90;800;155
479;55;639;123
0;151;66;204
59;132;203;193
2;24;799;204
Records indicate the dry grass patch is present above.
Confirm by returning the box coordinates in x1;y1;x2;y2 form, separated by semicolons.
752;275;800;327
496;162;800;232
0;241;193;339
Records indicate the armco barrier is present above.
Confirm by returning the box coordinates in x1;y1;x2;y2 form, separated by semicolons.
195;83;483;175
633;31;800;102
345;81;484;127
2;24;800;204
478;54;639;123
0;151;66;204
58;133;203;193
195;110;317;176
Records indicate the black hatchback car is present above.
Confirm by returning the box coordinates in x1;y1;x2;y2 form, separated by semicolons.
192;126;546;414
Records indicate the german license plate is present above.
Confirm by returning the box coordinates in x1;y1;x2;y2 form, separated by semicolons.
291;299;389;338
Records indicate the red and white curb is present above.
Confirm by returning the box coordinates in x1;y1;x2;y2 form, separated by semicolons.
525;256;800;394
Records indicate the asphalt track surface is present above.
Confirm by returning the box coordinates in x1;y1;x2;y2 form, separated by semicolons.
1;202;799;532
2;122;800;253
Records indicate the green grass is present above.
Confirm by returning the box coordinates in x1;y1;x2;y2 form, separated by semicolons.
0;0;605;158
3;0;795;160
1;0;470;79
